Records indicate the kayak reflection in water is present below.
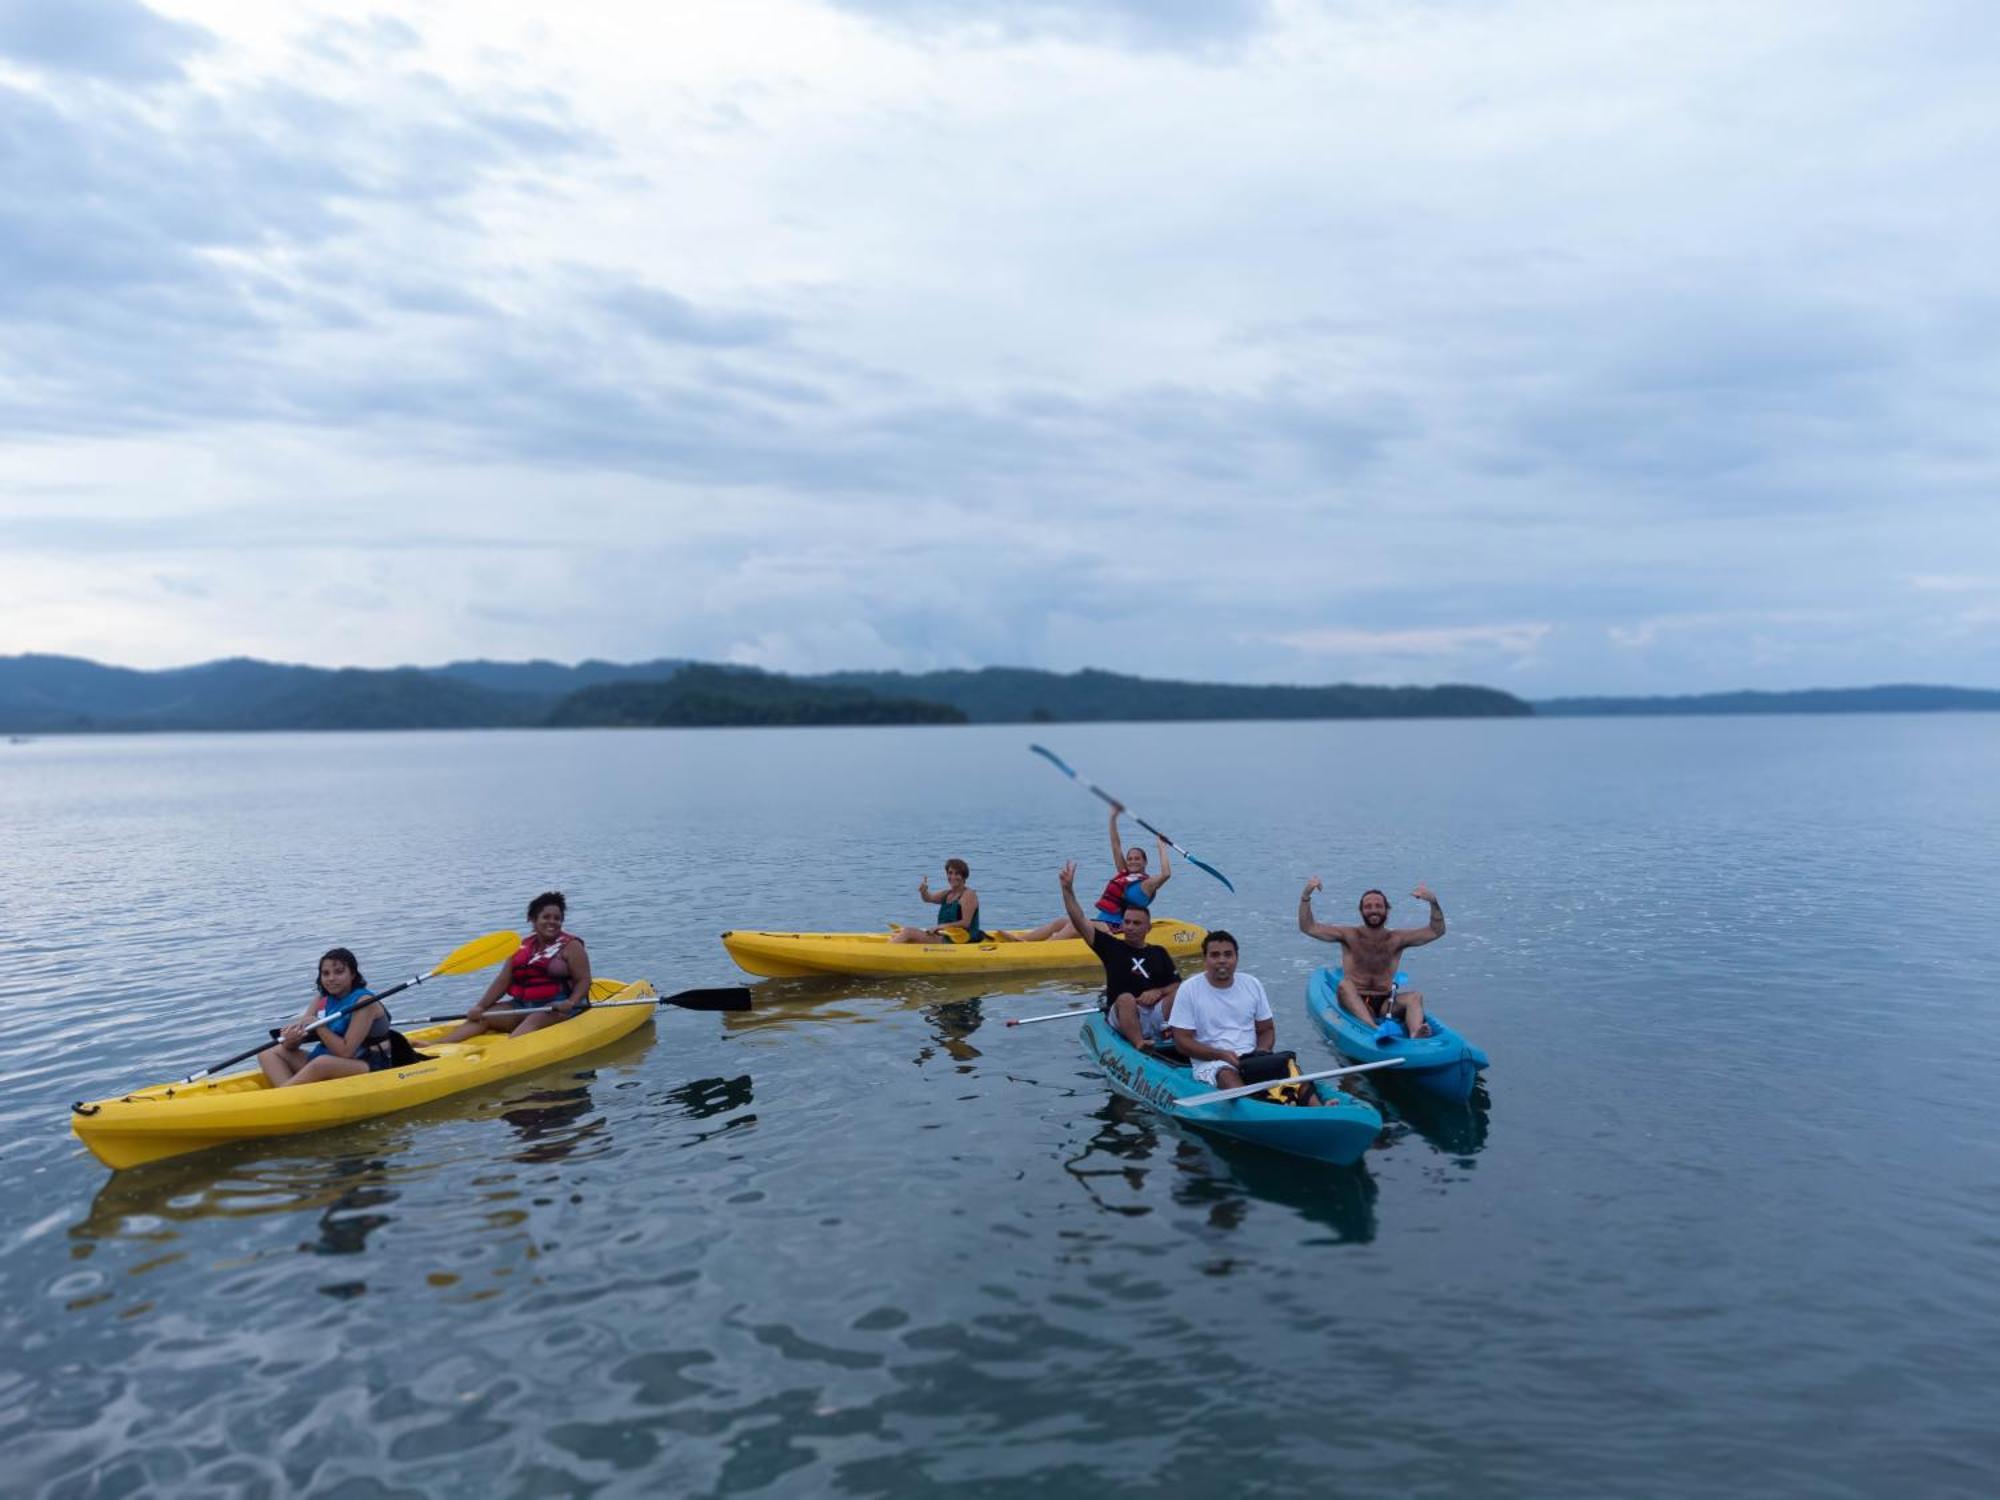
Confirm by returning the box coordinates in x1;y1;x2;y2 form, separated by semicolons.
443;891;593;1042
1167;930;1322;1104
889;858;986;944
1297;878;1446;1040
262;948;396;1087
1004;803;1172;942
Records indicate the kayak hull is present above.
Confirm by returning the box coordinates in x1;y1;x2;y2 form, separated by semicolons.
1080;1014;1381;1166
71;979;657;1171
1305;968;1488;1102
721;920;1207;979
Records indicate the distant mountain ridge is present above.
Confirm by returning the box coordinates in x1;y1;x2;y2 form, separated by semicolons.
0;654;1531;732
0;655;543;732
808;667;1527;723
5;654;1995;732
430;657;691;696
547;666;967;728
1533;685;2000;716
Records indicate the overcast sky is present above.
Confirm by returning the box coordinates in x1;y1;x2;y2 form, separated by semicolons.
2;0;1996;694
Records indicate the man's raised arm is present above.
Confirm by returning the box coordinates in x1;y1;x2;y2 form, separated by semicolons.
1059;861;1095;939
1397;884;1447;948
1297;875;1347;943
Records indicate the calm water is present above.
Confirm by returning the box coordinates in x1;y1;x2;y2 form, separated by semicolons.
2;718;1997;1497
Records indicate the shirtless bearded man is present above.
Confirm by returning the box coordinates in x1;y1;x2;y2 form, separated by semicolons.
1297;878;1446;1039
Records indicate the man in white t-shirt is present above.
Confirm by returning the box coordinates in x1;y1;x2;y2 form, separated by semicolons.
1168;930;1322;1106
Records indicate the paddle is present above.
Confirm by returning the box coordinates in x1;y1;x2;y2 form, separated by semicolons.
1178;1057;1405;1107
179;930;521;1084
1028;744;1235;891
415;985;752;1022
888;922;975;944
1005;1006;1100;1027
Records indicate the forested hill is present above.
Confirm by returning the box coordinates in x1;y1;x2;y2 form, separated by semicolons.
806;668;1530;722
429;657;691;696
0;655;544;732
10;656;1995;733
546;667;966;727
1534;685;2000;716
0;656;948;731
0;655;1534;731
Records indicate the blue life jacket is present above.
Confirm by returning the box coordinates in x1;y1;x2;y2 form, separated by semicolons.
307;987;389;1058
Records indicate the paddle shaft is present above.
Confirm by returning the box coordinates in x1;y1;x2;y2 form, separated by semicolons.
187;971;429;1083
178;929;524;1084
1178;1057;1405;1107
417;986;751;1024
1028;745;1234;892
891;921;977;942
1005;1007;1100;1027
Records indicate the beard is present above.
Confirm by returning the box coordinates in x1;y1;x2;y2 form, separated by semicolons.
1362;912;1387;927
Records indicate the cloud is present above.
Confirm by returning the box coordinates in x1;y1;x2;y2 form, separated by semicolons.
1606;611;1850;650
3;1;1999;694
599;283;792;348
1272;624;1555;660
0;35;600;442
0;0;211;83
824;0;1276;55
1908;574;1998;594
300;16;423;66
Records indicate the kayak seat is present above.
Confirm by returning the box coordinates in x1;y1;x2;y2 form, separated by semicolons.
1149;1043;1191;1068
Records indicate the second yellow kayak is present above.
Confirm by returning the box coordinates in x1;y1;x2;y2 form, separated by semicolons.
720;920;1209;979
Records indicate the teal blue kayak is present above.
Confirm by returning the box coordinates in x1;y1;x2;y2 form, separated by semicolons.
1080;1014;1381;1166
1306;967;1489;1102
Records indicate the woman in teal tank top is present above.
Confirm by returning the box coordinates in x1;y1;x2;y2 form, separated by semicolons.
891;858;987;944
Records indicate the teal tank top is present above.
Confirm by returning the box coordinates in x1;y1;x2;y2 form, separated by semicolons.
936;896;984;942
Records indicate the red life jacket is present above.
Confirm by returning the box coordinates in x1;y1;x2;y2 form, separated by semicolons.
1095;871;1150;921
508;932;578;1003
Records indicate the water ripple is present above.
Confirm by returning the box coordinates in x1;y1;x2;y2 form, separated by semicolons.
4;721;1999;1496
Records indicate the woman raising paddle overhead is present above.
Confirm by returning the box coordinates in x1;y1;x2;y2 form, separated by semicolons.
889;858;986;944
1092;803;1171;927
1007;803;1171;941
443;891;593;1041
261;948;398;1087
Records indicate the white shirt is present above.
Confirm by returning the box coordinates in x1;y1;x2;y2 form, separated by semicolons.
1168;972;1272;1055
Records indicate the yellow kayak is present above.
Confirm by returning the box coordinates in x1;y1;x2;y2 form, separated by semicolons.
71;979;656;1171
720;920;1208;979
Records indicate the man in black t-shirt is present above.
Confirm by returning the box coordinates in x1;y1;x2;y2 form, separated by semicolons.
1059;860;1180;1050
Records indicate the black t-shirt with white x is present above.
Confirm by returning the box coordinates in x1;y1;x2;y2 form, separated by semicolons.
1087;928;1180;1003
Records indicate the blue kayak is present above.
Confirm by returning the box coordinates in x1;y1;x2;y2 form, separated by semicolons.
1079;1014;1382;1166
1306;967;1489;1103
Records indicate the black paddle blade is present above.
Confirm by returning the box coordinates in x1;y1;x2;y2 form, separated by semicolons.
661;986;752;1012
